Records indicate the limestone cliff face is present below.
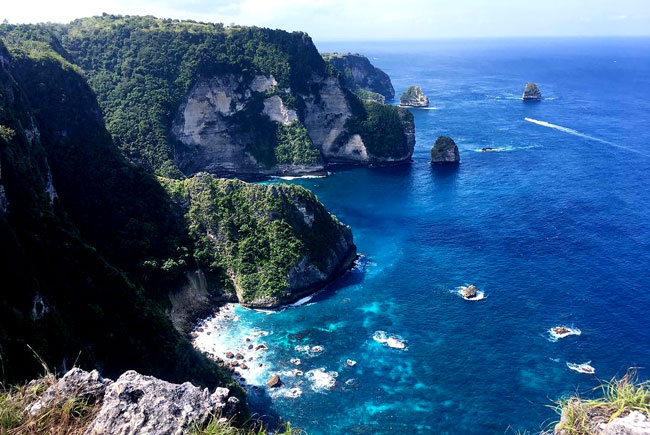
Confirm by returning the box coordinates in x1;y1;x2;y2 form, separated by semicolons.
172;70;413;176
302;75;369;163
322;53;395;100
173;74;325;178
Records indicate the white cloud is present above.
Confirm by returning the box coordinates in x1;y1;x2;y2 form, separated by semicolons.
1;0;649;39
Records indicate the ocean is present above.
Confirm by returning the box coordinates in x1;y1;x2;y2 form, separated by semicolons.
193;38;650;434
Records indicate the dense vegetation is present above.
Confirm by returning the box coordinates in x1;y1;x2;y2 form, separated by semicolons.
322;52;395;100
162;175;350;305
0;37;238;392
345;100;413;160
1;15;331;176
274;121;321;165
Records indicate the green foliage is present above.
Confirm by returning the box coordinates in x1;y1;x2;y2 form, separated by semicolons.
345;100;412;160
354;88;386;104
0;125;15;142
193;417;303;435
274;122;321;165
162;176;347;304
20;15;329;175
0;31;239;394
554;371;650;435
400;85;424;102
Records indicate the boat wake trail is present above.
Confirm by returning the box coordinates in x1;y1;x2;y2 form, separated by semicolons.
524;118;650;158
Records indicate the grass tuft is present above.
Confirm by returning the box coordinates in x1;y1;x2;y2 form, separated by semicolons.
553;369;650;435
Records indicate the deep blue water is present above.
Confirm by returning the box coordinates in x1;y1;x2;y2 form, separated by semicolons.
198;38;650;434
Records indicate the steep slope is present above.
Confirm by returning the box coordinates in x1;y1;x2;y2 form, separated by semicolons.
322;53;395;102
163;174;357;307
50;15;413;177
0;36;237;391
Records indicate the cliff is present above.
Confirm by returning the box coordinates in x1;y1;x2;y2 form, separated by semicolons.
0;25;358;396
430;136;460;164
163;174;357;307
34;15;413;177
0;36;242;391
400;85;429;107
322;52;395;102
522;82;542;100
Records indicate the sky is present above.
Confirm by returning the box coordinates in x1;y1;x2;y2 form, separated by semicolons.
1;0;649;40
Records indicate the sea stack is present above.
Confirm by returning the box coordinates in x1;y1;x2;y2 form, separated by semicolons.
400;86;429;107
430;136;460;164
522;82;542;100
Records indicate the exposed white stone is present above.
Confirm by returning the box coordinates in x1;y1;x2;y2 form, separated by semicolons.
263;95;298;125
250;75;277;92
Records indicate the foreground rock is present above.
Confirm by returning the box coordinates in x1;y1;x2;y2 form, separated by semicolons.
522;82;542;100
25;369;240;435
555;404;650;435
400;86;429;107
322;53;395;102
430;136;460;164
27;368;111;415
88;370;238;434
163;175;357;308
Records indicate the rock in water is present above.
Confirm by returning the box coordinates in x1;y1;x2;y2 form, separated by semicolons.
267;374;282;388
461;285;478;299
400;86;429;107
87;370;238;435
522;82;542;100
430;136;460;164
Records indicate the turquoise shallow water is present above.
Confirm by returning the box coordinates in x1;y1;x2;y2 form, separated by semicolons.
196;38;650;434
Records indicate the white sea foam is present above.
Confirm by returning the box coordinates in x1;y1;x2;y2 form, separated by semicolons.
567;361;596;374
271;174;326;181
548;326;582;342
305;368;338;391
525;118;650;158
372;331;408;350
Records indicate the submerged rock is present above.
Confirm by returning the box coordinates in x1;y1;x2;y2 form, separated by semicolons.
522;82;542;100
400;86;429;107
430;136;460;164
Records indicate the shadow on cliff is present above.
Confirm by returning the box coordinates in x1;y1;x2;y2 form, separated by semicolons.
307;256;368;305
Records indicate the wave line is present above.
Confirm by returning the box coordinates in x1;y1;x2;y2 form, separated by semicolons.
524;118;650;158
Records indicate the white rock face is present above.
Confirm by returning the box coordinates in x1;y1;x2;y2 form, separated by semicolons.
27;368;111;416
302;76;368;163
263;95;298;125
599;411;650;435
87;370;238;435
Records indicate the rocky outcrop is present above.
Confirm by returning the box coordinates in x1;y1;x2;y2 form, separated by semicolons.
322;53;395;100
27;368;111;416
555;404;650;435
24;368;240;435
522;82;542;100
88;370;238;435
460;285;478;299
162;174;357;308
430;136;460;164
400;86;429;107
